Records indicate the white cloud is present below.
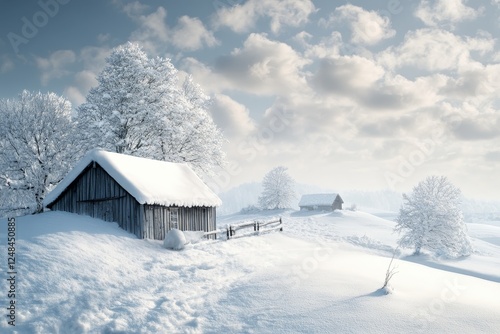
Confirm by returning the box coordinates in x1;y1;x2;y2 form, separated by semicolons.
293;31;313;48
97;33;111;44
450;114;500;140
313;55;385;93
64;86;86;108
1;55;14;73
213;0;315;34
127;7;217;53
326;4;396;45
61;47;109;108
129;6;169;52
121;1;150;18
64;70;99;108
35;50;76;85
415;0;482;27
310;54;450;112
80;46;112;73
183;34;311;97
209;94;256;138
213;33;310;96
75;70;98;91
378;29;494;72
441;64;500;100
170;16;218;51
300;31;343;59
181;57;230;94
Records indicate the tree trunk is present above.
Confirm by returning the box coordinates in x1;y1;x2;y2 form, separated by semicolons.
414;246;421;256
35;193;44;213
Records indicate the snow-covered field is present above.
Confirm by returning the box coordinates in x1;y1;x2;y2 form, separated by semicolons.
1;210;500;333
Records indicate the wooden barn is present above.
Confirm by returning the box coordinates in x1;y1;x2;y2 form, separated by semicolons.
43;149;221;240
298;193;344;211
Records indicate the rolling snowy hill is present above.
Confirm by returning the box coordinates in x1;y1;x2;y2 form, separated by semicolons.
1;210;500;333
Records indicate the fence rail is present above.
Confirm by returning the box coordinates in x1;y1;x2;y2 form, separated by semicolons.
204;217;283;240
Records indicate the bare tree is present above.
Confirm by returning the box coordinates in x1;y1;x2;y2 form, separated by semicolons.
395;175;473;258
381;248;399;294
258;166;295;210
0;91;81;213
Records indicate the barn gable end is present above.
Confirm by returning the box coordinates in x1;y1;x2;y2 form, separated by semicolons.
47;162;144;238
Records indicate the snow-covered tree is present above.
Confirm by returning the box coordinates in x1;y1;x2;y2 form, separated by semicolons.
0;91;81;213
77;42;224;175
258;166;295;210
395;175;473;258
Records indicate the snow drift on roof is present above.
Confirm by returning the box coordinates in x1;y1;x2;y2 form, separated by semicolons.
299;193;341;207
43;149;221;208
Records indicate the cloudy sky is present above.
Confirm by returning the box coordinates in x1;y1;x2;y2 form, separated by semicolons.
1;0;500;199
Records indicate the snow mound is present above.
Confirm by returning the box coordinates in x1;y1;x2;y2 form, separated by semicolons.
163;229;186;250
183;231;206;244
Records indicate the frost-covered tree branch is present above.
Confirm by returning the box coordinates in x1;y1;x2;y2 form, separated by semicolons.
0;91;81;214
77;43;225;176
394;175;473;258
258;166;296;210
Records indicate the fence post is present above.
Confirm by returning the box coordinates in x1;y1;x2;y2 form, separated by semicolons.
226;225;230;240
280;217;283;232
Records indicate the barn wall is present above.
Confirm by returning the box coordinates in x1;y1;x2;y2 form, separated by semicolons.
48;163;143;238
333;197;343;210
300;204;342;211
143;205;217;240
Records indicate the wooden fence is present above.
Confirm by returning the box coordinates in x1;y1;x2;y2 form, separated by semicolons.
204;217;283;240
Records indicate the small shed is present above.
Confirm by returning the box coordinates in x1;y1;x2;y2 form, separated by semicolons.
43;149;221;240
298;193;344;211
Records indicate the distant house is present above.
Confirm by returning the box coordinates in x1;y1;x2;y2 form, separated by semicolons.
43;149;221;240
298;193;344;211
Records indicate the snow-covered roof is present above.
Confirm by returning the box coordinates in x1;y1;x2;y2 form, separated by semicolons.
298;193;342;207
44;149;221;208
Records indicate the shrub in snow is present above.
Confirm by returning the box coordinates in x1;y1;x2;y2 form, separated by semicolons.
163;229;186;250
347;203;358;211
382;284;394;295
395;176;473;258
381;248;399;294
258;166;295;210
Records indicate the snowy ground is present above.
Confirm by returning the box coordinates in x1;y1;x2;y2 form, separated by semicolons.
1;210;500;333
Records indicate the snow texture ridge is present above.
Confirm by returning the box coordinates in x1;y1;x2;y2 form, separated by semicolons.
3;210;500;333
43;149;222;208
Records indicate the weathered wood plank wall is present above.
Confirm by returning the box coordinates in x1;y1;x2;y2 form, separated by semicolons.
142;205;216;240
49;163;217;241
48;163;143;238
